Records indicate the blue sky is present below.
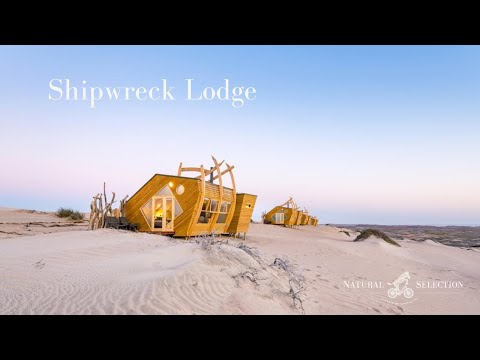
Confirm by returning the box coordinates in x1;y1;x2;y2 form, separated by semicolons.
1;45;479;224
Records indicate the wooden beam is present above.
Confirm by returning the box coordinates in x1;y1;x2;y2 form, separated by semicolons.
211;165;235;182
209;156;222;233
177;162;183;176
200;165;205;195
196;161;225;178
279;197;294;208
181;167;203;172
224;162;236;229
188;164;205;237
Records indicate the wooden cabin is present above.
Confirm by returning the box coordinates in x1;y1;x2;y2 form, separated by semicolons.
264;198;299;227
125;156;257;238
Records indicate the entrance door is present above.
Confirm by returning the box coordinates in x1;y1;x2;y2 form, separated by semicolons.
152;197;175;231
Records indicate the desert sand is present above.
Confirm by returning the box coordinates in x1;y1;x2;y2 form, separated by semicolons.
1;208;479;315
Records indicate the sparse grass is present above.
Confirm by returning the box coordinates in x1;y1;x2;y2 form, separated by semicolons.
56;208;84;221
354;229;400;247
339;230;351;237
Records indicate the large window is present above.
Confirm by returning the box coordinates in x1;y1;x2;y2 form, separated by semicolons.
210;200;218;213
198;198;211;224
140;186;183;230
273;212;285;224
197;198;230;224
217;201;231;223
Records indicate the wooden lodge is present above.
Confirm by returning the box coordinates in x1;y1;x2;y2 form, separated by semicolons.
265;198;318;227
264;197;299;227
125;156;257;238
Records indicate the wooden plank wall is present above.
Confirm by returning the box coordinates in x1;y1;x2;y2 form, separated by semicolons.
284;208;297;226
295;211;304;225
227;193;257;234
301;213;309;225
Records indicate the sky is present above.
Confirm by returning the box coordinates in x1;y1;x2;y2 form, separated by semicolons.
0;45;479;225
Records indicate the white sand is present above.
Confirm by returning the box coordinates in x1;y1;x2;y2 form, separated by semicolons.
1;209;479;314
0;208;88;239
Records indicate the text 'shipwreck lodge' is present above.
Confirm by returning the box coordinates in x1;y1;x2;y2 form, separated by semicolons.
125;156;257;238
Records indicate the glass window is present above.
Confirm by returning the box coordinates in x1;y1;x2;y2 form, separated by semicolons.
197;198;210;223
217;202;231;223
273;212;285;224
175;200;183;218
155;185;174;197
210;200;218;212
197;198;229;224
176;185;185;195
141;199;153;228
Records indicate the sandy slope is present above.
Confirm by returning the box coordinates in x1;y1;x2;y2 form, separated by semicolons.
247;224;480;314
0;230;303;314
1;209;479;314
0;208;88;239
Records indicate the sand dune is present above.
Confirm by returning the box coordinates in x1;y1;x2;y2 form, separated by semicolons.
1;209;479;314
0;208;88;239
0;229;304;314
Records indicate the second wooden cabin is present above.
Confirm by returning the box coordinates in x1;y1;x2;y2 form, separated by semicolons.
264;197;299;227
265;199;318;227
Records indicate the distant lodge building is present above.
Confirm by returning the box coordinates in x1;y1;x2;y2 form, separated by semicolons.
125;156;257;238
264;198;318;227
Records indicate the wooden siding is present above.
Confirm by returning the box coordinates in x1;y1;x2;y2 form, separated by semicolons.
203;182;234;202
227;193;257;234
295;211;304;225
284;208;298;226
301;214;309;225
125;174;201;236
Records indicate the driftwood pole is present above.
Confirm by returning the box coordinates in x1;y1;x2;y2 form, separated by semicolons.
119;195;129;217
88;183;119;230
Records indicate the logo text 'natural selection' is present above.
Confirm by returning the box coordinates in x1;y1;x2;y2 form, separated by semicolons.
48;79;257;109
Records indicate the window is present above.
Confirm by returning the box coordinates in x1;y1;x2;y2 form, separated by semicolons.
220;202;229;213
210;200;218;212
141;199;153;228
198;198;210;223
217;202;231;223
273;212;285;224
176;185;185;195
197;198;230;224
152;186;183;218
